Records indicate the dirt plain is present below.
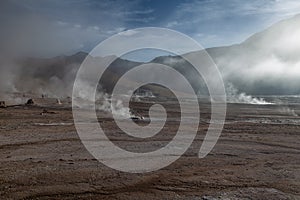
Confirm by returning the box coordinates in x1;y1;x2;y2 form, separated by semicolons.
0;99;299;200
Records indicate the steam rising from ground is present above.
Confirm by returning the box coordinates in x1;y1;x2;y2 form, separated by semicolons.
226;83;272;105
214;14;300;95
72;79;131;118
278;107;298;117
1;15;300;105
97;94;131;119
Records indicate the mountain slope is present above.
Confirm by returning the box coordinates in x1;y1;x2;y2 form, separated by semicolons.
158;14;300;95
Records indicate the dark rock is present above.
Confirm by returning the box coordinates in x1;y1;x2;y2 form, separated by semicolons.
26;99;34;105
0;101;6;108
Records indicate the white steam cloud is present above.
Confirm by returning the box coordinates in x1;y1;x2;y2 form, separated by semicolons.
226;83;271;105
214;14;300;95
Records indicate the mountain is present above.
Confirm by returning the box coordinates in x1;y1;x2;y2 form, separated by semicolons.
2;14;300;97
207;14;300;95
153;14;300;95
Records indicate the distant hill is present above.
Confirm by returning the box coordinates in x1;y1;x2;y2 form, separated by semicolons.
6;14;300;97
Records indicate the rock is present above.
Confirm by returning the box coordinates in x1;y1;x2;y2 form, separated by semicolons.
0;101;6;108
56;99;62;105
40;109;56;115
130;116;140;122
25;98;62;106
26;99;35;105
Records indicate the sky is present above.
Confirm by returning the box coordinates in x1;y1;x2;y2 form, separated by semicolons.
1;0;300;58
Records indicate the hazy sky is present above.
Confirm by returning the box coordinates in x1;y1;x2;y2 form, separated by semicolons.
1;0;300;57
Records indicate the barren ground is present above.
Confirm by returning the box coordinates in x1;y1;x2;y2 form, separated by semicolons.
0;101;299;199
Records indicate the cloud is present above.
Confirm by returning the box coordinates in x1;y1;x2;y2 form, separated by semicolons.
118;30;139;36
174;0;300;18
74;24;82;29
2;0;300;55
166;21;179;28
57;20;68;26
93;26;100;31
0;0;154;56
125;17;155;23
122;9;154;15
163;0;300;47
212;14;300;94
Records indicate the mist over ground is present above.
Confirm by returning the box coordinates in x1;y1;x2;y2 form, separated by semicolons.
0;14;300;100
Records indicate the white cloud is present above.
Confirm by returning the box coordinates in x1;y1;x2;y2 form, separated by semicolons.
175;0;300;17
166;21;179;28
163;0;300;48
74;24;81;28
57;20;68;26
118;29;139;36
93;26;100;31
123;9;154;15
0;0;147;56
